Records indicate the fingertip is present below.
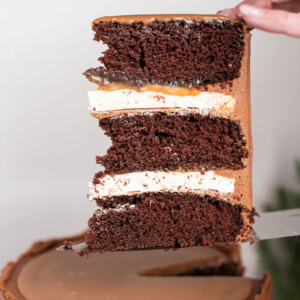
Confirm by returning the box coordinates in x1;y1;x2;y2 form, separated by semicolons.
217;9;232;17
239;4;264;17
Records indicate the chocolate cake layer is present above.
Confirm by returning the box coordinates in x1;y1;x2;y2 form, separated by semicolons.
142;259;243;277
166;261;243;277
84;192;255;254
85;19;246;87
96;112;247;173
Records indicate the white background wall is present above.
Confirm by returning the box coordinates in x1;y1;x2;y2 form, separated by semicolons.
1;0;300;276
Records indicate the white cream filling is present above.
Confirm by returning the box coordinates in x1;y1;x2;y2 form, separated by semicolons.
89;170;235;199
88;89;236;114
95;204;136;216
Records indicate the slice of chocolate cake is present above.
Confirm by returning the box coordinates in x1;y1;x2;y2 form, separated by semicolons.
0;234;272;300
84;14;255;253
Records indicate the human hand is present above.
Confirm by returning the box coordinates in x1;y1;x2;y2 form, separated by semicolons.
219;0;300;38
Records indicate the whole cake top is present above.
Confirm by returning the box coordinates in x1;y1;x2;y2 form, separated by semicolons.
0;233;272;300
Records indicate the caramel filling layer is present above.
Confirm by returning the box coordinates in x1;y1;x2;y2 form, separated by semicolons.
90;81;202;97
93;14;242;25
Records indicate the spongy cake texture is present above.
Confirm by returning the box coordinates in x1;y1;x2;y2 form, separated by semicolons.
85;20;245;87
84;192;254;253
97;112;248;174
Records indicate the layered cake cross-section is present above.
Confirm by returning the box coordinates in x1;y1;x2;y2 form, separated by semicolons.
84;14;255;254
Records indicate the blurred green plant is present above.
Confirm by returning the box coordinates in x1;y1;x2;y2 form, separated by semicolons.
257;160;300;300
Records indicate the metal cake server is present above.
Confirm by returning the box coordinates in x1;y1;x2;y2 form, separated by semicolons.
252;208;300;240
57;208;300;252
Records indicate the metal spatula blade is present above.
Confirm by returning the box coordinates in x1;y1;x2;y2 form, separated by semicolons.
57;242;86;252
252;208;300;240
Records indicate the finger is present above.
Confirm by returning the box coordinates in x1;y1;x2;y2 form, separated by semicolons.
249;0;300;12
217;8;235;17
272;0;294;3
250;0;272;8
218;7;240;18
273;0;300;12
218;0;273;18
218;0;252;18
239;4;300;37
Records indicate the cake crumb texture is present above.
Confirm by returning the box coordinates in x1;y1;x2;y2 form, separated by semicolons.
97;113;248;173
85;19;245;87
83;192;255;254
